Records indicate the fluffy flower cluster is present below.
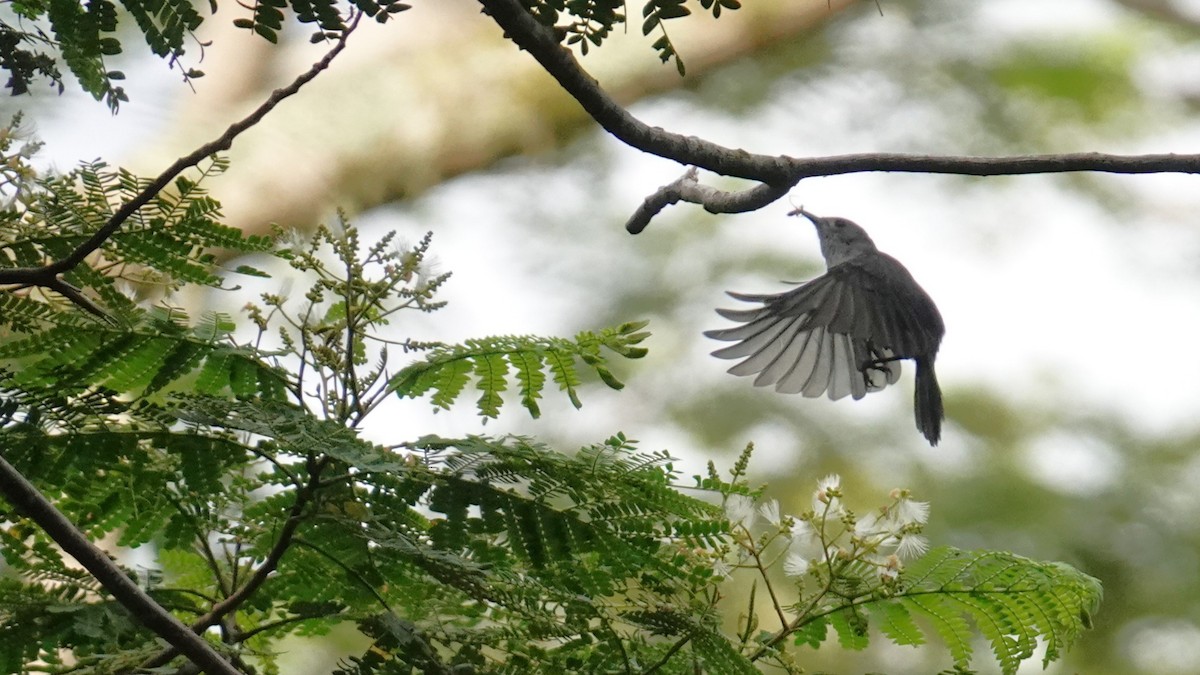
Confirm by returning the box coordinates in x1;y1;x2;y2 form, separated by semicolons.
720;476;930;584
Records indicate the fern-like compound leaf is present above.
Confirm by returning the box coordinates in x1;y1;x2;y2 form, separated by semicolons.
388;322;649;419
823;547;1105;674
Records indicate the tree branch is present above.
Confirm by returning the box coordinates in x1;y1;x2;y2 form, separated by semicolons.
478;0;1200;231
0;452;241;675
139;456;329;671
624;167;791;234
479;0;798;184
0;15;360;314
1112;0;1200;30
0;20;359;674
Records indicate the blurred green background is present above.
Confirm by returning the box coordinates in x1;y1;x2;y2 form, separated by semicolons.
11;0;1200;671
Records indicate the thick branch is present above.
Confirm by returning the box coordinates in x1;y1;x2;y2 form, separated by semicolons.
1112;0;1200;29
768;150;1200;177
0;16;359;313
479;0;1200;229
0;453;241;675
479;0;798;184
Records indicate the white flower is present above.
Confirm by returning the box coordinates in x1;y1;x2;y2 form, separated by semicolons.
854;510;881;537
877;534;901;551
813;474;842;512
724;494;757;530
879;553;903;582
759;499;782;526
783;521;822;573
282;227;308;253
114;280;140;301
894;497;930;526
896;534;929;560
784;551;810;577
789;518;816;547
712;558;733;578
816;473;841;494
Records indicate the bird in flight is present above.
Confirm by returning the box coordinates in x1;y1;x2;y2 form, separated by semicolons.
705;208;946;445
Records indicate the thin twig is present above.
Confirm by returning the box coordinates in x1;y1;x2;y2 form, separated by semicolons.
139;455;330;670
748;500;840;663
232;610;343;642
625;168;790;234
170;497;232;597
640;633;692;675
293;538;394;612
0;14;361;314
739;529;789;629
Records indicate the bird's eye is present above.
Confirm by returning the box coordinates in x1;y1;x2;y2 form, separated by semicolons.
835;221;845;228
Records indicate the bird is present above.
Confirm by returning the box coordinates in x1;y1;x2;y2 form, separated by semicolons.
704;208;946;445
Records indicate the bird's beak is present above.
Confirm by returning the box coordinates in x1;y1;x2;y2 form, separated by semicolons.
789;207;820;226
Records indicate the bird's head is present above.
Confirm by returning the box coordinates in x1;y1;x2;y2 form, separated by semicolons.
791;208;878;268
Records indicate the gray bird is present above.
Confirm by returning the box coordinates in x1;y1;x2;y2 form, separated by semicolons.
705;209;945;445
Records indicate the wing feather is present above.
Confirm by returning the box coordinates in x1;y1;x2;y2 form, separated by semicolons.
828;333;855;401
710;314;798;361
752;321;812;387
713;306;767;323
775;326;823;394
727;317;805;377
800;328;835;397
707;254;942;400
707;313;781;347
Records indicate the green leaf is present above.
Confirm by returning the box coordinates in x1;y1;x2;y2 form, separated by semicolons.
389;325;650;419
791;616;828;649
829;607;870;651
903;594;973;667
867;601;925;647
473;352;508;418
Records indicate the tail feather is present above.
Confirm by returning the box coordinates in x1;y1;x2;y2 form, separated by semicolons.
914;357;943;446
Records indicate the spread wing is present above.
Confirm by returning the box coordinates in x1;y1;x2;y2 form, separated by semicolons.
704;256;941;400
